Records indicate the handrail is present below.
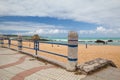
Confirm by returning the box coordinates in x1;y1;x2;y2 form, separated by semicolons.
38;49;67;58
39;41;68;46
22;46;33;50
7;40;68;58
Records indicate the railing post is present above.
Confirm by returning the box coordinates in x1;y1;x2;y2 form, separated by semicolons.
67;31;78;71
18;35;22;52
32;34;40;56
8;38;11;48
34;40;39;55
0;35;4;48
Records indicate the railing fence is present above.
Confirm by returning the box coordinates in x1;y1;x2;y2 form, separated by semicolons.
0;31;78;71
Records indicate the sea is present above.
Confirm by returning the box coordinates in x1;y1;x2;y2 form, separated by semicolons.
47;37;120;46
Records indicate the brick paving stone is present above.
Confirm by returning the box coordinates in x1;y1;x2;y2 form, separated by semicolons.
15;58;46;70
0;75;10;80
78;75;97;80
3;66;25;74
0;56;18;65
81;66;120;80
0;55;28;69
35;68;86;80
0;69;15;79
25;73;54;80
94;68;112;79
11;65;55;80
0;53;26;66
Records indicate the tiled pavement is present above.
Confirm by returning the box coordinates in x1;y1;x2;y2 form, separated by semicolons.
0;48;86;80
0;48;120;80
81;66;120;80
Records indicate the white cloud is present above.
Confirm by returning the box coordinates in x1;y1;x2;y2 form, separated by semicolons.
96;26;106;32
33;29;67;34
79;26;120;37
0;21;68;35
0;0;120;28
22;29;68;35
0;21;119;37
0;0;120;37
0;21;56;31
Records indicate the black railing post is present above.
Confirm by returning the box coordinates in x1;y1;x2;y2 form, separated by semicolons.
0;35;4;47
37;41;39;50
34;40;39;55
8;38;11;48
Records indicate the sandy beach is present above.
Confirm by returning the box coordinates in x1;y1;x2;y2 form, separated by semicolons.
4;40;120;68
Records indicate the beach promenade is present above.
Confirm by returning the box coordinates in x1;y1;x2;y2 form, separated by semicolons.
0;48;86;80
0;48;120;80
1;32;120;80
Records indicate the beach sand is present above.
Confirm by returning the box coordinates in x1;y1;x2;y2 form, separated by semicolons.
4;40;120;68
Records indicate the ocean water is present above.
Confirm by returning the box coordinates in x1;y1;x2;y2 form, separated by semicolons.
48;37;120;46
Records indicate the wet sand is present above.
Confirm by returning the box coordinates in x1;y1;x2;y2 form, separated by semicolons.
4;40;120;68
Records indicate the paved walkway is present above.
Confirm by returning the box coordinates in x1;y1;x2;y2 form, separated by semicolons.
81;66;120;80
0;48;86;80
0;48;120;80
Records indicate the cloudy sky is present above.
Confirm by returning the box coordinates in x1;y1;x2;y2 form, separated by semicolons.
0;0;120;38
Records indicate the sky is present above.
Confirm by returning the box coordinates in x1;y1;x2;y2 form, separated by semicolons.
0;0;120;38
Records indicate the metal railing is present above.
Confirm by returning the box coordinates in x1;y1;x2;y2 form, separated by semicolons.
0;31;78;71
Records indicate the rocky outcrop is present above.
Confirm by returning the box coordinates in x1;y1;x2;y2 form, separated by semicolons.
95;40;106;44
77;58;117;74
108;40;113;42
